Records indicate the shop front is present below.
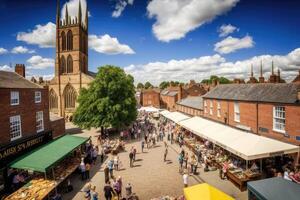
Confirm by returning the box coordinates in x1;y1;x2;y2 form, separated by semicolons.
0;131;52;197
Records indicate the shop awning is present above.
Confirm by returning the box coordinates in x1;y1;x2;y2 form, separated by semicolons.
247;177;300;200
10;135;89;173
184;183;234;200
138;106;160;112
160;110;171;117
178;117;299;160
164;111;190;123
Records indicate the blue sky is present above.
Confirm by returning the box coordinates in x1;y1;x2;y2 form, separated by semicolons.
0;0;299;84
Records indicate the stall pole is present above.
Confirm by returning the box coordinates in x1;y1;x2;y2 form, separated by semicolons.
260;159;262;173
246;160;248;170
52;168;58;195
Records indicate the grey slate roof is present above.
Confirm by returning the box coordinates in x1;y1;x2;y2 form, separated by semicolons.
161;89;178;96
168;91;178;96
203;83;300;104
177;96;203;110
0;71;42;89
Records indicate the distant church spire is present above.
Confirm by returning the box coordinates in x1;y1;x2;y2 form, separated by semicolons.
271;60;274;75
85;3;88;30
56;0;60;28
65;4;69;25
78;0;82;24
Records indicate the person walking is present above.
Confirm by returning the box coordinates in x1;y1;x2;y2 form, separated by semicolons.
164;147;168;162
114;155;119;171
92;147;98;165
133;147;137;161
129;151;134;167
85;162;91;180
103;181;115;200
99;147;104;164
183;171;189;188
80;159;86;181
125;183;132;198
178;153;184;173
141;140;145;153
91;185;98;200
104;165;109;184
117;176;123;199
108;159;114;178
83;182;91;199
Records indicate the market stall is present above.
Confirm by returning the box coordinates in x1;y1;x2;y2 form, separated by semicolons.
247;177;300;200
178;116;299;191
138;106;160;113
183;183;234;200
161;111;190;124
6;135;89;200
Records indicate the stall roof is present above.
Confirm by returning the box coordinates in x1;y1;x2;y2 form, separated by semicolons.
160;110;171;117
138;106;160;112
178;117;299;160
164;112;190;123
10;135;89;173
247;177;300;200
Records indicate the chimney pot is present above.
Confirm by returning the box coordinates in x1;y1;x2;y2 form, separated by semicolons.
15;64;25;77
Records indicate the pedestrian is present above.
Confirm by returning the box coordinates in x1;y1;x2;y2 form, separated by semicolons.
171;131;174;144
129;151;134;167
104;165;109;184
100;147;104;163
92;147;98;165
178;153;184;173
141;140;145;153
80;159;86;181
117;176;123;198
83;182;91;199
108;159;114;178
125;183;132;198
112;177;122;200
183;171;188;188
85;162;91;180
91;185;98;200
114;155;119;171
164;147;168;162
184;153;189;169
133;147;137;161
103;181;115;200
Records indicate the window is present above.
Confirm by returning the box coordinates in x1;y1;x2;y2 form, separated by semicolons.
49;89;58;110
36;111;44;133
204;100;207;114
10;91;19;105
209;100;213;115
35;91;41;103
273;106;285;133
234;102;240;122
64;84;77;109
10;115;22;141
217;101;221;118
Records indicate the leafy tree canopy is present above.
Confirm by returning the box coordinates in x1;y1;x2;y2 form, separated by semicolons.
144;81;153;89
73;65;137;129
137;82;144;89
159;81;170;90
201;76;231;84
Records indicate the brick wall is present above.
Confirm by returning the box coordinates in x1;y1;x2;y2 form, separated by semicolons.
141;91;160;108
161;95;178;111
176;104;203;116
50;117;66;138
203;98;300;145
0;88;50;146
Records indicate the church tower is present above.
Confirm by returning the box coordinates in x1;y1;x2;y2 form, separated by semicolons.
55;0;88;76
49;0;94;120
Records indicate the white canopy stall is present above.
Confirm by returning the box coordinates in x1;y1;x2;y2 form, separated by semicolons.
160;110;171;117
163;111;190;124
178;116;299;161
138;106;160;112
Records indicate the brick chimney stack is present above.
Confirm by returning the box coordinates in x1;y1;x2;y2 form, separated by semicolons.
178;85;183;101
259;60;265;83
15;64;25;77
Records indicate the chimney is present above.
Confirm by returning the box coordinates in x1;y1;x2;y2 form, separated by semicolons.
178;85;183;101
15;64;25;77
259;60;265;83
39;77;44;84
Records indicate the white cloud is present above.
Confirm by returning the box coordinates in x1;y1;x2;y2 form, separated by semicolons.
28;74;54;81
61;0;90;23
89;34;135;55
0;65;13;71
125;48;300;85
147;0;239;42
112;0;134;18
0;48;8;55
214;35;254;54
11;46;35;54
26;55;55;69
219;24;238;37
17;22;56;48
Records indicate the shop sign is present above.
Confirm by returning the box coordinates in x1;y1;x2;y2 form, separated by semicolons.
0;132;52;164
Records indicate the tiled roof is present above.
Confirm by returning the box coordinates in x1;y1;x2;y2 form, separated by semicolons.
203;83;300;104
177;96;203;110
161;89;178;96
0;71;42;89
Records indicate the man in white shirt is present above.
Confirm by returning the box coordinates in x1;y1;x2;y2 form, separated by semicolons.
183;171;188;187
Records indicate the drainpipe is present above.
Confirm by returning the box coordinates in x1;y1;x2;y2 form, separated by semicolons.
256;101;259;134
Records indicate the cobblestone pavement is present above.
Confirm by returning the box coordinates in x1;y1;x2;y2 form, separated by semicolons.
63;123;247;200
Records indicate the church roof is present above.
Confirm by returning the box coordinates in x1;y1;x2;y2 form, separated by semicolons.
0;71;42;89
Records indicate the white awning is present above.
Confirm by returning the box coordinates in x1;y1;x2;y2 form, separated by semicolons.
160;110;171;117
164;112;190;123
138;106;159;112
178;117;299;160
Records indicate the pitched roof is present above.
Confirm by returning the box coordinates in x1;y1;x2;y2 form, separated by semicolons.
161;89;178;96
0;71;42;89
203;83;300;104
142;88;160;93
177;96;203;110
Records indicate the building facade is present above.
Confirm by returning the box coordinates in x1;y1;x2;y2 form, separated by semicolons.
202;83;300;145
48;0;95;120
176;96;203;116
140;88;161;108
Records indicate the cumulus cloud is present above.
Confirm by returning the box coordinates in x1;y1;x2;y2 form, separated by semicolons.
11;46;35;54
112;0;134;18
26;55;55;69
214;35;254;54
124;48;300;85
28;74;54;81
0;65;13;71
89;34;135;55
219;24;238;37
61;0;90;23
147;0;239;42
17;22;56;48
0;48;8;55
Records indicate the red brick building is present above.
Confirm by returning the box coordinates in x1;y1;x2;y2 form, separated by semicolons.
140;88;161;108
176;96;203;116
293;70;300;83
202;83;300;145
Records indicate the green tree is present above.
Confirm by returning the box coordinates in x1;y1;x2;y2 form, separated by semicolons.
144;81;153;89
137;82;144;89
159;81;170;90
73;65;137;130
219;76;231;84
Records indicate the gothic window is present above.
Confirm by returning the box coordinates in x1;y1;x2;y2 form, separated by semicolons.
67;30;73;50
64;84;76;109
49;89;58;110
61;31;66;51
61;56;66;74
67;55;73;73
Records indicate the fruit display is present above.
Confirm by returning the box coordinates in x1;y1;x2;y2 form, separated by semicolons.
5;179;56;200
54;157;81;183
245;169;261;178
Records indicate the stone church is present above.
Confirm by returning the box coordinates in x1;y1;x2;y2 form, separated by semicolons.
48;0;95;120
